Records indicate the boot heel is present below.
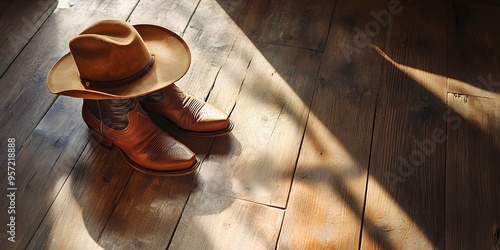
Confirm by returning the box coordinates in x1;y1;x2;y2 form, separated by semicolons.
89;129;113;148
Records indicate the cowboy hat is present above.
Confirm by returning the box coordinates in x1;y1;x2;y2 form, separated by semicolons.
47;19;191;99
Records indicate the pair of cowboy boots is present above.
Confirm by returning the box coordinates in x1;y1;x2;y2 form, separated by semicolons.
82;84;233;176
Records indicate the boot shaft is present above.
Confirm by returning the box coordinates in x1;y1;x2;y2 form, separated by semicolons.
81;98;199;176
83;98;137;130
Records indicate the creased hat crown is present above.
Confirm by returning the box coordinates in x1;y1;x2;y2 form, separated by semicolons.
69;20;152;85
47;19;191;100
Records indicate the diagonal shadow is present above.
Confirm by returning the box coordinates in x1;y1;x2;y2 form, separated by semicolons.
208;0;500;248
9;0;497;248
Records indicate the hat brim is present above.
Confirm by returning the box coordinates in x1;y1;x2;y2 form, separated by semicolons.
47;24;191;100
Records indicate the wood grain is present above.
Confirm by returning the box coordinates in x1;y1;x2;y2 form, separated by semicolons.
448;1;500;99
0;0;57;75
0;0;139;163
169;191;284;249
26;140;133;249
0;6;110;248
97;173;197;249
201;42;322;208
216;0;334;50
445;94;500;249
446;2;500;249
126;0;199;35
0;0;13;14
194;0;326;209
0;0;498;248
0;0;141;248
278;0;387;248
361;1;448;248
168;0;328;246
0;97;89;248
94;2;213;248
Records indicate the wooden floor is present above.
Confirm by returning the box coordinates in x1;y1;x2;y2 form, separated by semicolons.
1;0;499;249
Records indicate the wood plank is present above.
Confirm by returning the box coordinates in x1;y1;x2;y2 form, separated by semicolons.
446;2;500;249
0;0;11;8
126;0;199;35
448;2;500;99
167;0;328;245
201;43;322;208
0;0;139;162
169;191;284;249
0;6;107;247
26;140;133;249
278;0;387;248
0;96;89;248
101;0;325;246
0;0;57;76
94;1;214;248
361;1;448;248
126;0;219;107
170;0;244;100
0;0;141;248
56;0;135;13
0;0;13;15
3;0;497;249
198;0;325;209
445;94;500;249
96;173;197;249
217;0;335;50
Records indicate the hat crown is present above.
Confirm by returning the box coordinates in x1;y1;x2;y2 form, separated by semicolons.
69;20;152;85
48;20;191;100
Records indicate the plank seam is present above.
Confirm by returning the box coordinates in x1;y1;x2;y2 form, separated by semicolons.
13;95;58;153
275;0;339;247
26;135;91;248
95;169;135;245
204;34;238;102
204;65;223;102
125;0;141;22
258;41;325;53
0;1;57;79
166;158;209;249
181;0;201;37
357;2;391;247
357;81;381;250
228;58;252;117
273;0;340;246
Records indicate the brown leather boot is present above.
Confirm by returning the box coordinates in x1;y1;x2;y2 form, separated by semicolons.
140;84;233;137
82;98;199;176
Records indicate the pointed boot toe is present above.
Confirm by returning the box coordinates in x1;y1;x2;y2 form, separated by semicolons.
137;134;198;174
140;84;233;137
82;100;199;176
